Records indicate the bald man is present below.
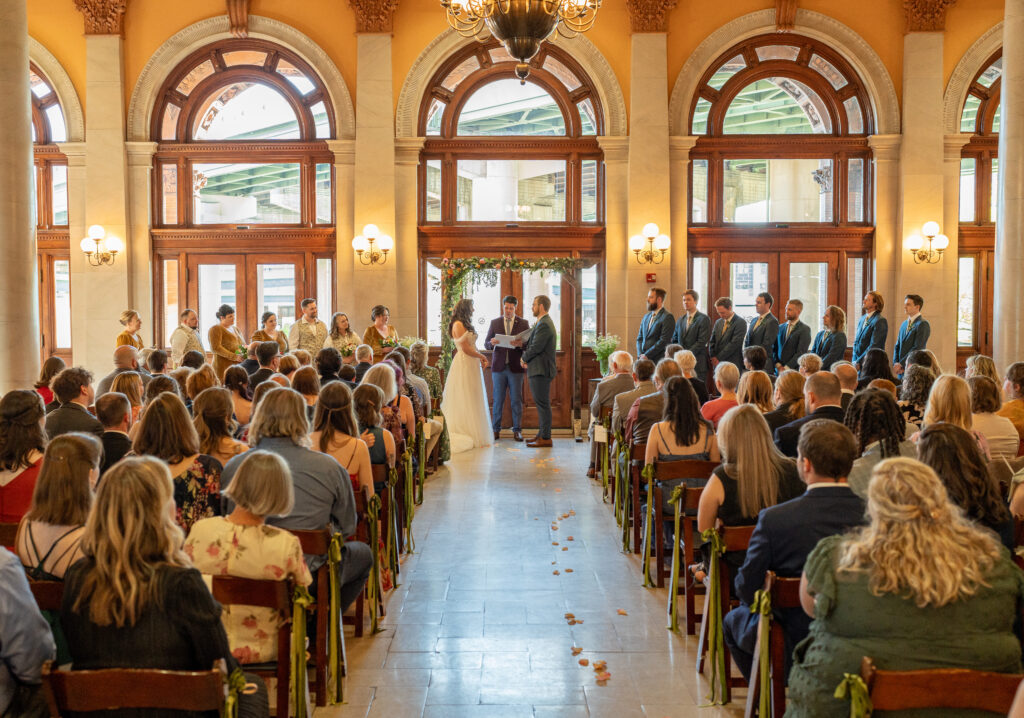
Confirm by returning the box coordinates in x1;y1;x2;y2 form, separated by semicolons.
96;345;153;397
832;362;858;412
773;371;846;457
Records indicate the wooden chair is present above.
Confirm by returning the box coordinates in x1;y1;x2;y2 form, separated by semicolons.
28;579;64;613
291;529;348;708
0;522;18;548
41;660;225;716
595;406;614;499
394;438;408;555
744;571;802;718
858;656;1024;714
210;576;293;718
650;459;719;588
372;462;398;584
428;397;442;473
629;442;646;554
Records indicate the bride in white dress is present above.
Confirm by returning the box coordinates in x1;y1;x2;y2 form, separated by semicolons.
441;298;495;454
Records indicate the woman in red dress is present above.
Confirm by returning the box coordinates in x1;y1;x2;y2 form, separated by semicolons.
0;390;47;525
34;356;65;408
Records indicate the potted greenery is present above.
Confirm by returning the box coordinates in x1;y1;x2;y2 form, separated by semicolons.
592;334;621;376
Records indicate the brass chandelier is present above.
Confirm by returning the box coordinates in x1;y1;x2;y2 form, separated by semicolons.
440;0;601;81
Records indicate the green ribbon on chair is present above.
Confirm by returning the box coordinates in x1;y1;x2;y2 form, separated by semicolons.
402;447;415;553
366;494;384;635
416;425;426;506
386;467;400;582
324;534;347;703
290;585;314;717
600;417;611;500
618;436;630;554
667;485;685;632
834;673;873;718
612;433;624;526
221;666;248;718
700;527;729;705
640;463;655;588
751;588;773;717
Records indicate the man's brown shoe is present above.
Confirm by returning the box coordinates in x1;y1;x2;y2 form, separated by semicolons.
586;466;596;478
527;438;553;447
513;430;524;442
494;431;501;440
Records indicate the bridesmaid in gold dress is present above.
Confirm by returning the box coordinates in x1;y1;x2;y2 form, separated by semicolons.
362;305;399;352
115;310;145;350
250;311;289;356
208;304;245;380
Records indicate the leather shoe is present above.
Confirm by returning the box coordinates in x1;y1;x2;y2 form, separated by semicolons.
527;438;553;447
494;430;501;440
586;466;596;478
513;430;523;442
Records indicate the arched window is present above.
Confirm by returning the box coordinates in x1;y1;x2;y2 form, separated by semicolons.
151;39;337;347
687;35;873;338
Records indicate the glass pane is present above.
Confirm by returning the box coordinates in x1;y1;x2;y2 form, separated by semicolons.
961;94;981;133
582;265;597;346
957;256;976;347
543;56;581;91
582;160;598;222
29;70;52;98
457;80;565;136
426;98;444;136
425;159;441;221
809;54;848;90
193;163;301;224
194;83;299;140
991;157;999;222
176;59;215;96
222;50;267;67
53;260;71;349
45;105;66;142
692;159;708;223
692;97;711;134
578;98;597;135
51;165;68;225
729;263;769;322
442;56;481;91
316;258;333;319
315;163;332;223
843;96;864;134
692;257;709;315
846;257;864;334
197;264;237;342
162;164;178;225
162;103;181;140
489;46;515;65
276;59;315;95
723;158;833;223
310;100;330;138
708;55;746;91
725;78;832;134
960;157;976;222
257;264;296;335
456;160;566;222
426;261;442;346
522;270;562;350
978;57;1003;88
755;45;800;62
163;259;179;346
993;103;1001;134
847;158;864;222
788;262;828;336
463;270;502;336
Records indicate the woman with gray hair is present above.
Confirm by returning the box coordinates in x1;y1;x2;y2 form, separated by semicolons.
674;349;709;404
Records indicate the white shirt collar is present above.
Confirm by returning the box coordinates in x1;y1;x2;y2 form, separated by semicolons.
908;312;921;322
807;481;848;490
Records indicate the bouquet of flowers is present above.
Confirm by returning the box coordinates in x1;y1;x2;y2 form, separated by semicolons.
381;336;400;349
593;334;621;376
234;344;248;360
339;343;355;358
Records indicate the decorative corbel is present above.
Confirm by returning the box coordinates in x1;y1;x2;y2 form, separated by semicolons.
903;0;958;32
350;0;401;33
776;0;797;32
227;0;250;38
72;0;127;35
626;0;678;33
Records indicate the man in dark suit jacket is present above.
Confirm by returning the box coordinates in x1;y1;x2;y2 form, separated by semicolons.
893;293;930;378
519;295;557;446
708;297;747;371
671;289;712;382
774;371;846;457
774;299;812;373
744;292;780;371
239;343;260;375
724;419;865;681
635;287;675;363
45;367;103;439
587;351;636;477
484;295;531;442
96;393;133;477
248;341;281;392
353;344;373;383
851;291;888;368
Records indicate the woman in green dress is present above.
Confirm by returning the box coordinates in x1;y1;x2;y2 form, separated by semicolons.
786;457;1024;718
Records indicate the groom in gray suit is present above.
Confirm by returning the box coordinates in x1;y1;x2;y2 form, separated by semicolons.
517;295;557;447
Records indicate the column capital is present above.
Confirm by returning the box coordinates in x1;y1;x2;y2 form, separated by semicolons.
943;133;972;160
58;142;88;165
626;0;677;33
669;135;699;161
126;141;158;167
903;0;957;32
326;139;356;164
395;137;426;165
597;135;629;162
350;0;400;33
72;0;127;35
868;134;902;160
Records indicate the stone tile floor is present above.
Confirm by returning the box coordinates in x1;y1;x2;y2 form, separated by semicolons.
319;439;745;717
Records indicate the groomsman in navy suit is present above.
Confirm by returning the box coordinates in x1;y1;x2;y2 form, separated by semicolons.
484;295;531;441
635;287;675;363
744;292;780;373
774;299;812;373
671;289;712;381
893;293;930;378
851;290;888;369
708;297;747;371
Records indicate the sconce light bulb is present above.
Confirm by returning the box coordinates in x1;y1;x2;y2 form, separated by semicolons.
362;224;379;239
922;221;940;238
642;223;659;239
654;234;671;251
87;224;105;240
379;235;394;252
628;235;645;252
906;235;924;252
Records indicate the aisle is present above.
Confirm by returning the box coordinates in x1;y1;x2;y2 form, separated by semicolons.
323;440;742;718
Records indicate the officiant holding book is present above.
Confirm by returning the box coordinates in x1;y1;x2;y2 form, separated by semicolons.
484;296;531;442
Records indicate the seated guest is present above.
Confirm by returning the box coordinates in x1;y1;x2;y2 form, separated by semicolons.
810;305;848;370
999;361;1024;454
392;347;430;416
362;363;415;444
109;371;143;424
923;349;944;376
737;370;773;413
917;422;1013;549
316;347;344;386
193;388;248;467
674;350;709;405
644;376;719;466
797;352;822;377
921;374;990;456
763;370;806;435
35;356;65;409
844;388;915;497
220;389;372;617
700;362;740;429
185;364;219;404
742;345;769;374
362;304;399;351
238;343;260;375
61;457;268;717
143;375;180;404
612;358;655;437
969;375;1019;460
904;348;936;376
966;354;1001;386
45;368;102;439
132;392;222;533
278;353;300;380
774;371;846;457
223;366;253;425
339;365;357;384
898;363;934;427
0;391;47;523
832;362;858;411
354;384;397;473
16;433;98;579
250;311;290;356
856;348;897;390
587;350;635;478
251;381;280;414
663;344;683;363
868;378;898;398
786;457;1024;718
96;393;133;475
312;382;374;498
168;366;192;396
291;367;321;421
410;341;448;461
724;420;865;681
147;349;169;376
624;358;682;446
0;546;55;716
186;451;312;663
97;346;152;397
353;344;374;383
293;349;313;367
248;342;281;392
180;350;206;370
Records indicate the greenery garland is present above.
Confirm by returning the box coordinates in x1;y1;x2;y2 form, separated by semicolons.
433;254;588;372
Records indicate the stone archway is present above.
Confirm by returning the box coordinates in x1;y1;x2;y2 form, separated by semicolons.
944;22;1003;134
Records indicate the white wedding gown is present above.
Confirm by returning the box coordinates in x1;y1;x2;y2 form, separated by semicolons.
441;328;495;454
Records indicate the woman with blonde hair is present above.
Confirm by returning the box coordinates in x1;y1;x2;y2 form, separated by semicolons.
920;374;990;456
737;370;773;413
674;349;709;405
312;382;374;498
115;309;144;350
968;375;1019;460
61;457;269;716
193;387;248;467
786;457;1024;718
362;362;415;443
763;370;806;434
810;305;848;370
109;371;144;424
966;354;1001;386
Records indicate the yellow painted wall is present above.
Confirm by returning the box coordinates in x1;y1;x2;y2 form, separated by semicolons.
944;0;1004;86
28;1;87;112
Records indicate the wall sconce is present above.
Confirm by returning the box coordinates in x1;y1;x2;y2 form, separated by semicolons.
352;224;393;266
907;220;949;265
79;225;123;267
629;223;670;265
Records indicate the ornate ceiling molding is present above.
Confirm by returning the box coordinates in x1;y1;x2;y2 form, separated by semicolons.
626;0;677;33
350;0;400;33
942;21;1002;133
776;0;797;32
904;0;958;32
72;0;127;35
227;0;250;38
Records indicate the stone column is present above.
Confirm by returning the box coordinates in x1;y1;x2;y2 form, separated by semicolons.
598;136;629;344
868;134;902;357
126;141;157;345
327;139;356;317
395;137;425;338
669;136;698;304
0;0;40;392
995;0;1024;372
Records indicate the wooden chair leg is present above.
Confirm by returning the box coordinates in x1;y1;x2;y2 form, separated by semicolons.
354;591;364;638
653;485;665;589
770;623;787;716
395;470;406;556
631;465;642;554
744;615;763;718
682;521;703;636
697;584;710;675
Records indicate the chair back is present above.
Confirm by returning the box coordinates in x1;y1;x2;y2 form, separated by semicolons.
0;522;17;547
29;579;64;613
210;575;291;612
291;527;332;557
859;656;1023;714
630;443;646;463
719;524;756;552
653;460;719;484
599;406;613;422
766;571;801;608
371;463;387;484
41;660;224;715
